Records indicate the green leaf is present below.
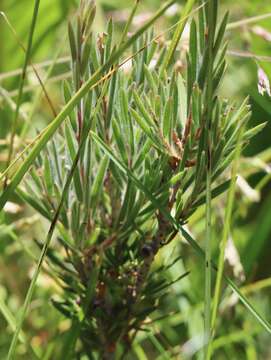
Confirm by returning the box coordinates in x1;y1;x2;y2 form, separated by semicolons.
44;153;54;196
189;19;198;82
198;1;206;53
130;108;160;149
162;97;173;141
64;122;83;202
144;64;158;93
112;118;128;164
81;38;92;75
90;155;109;214
133;89;156;128
68;21;77;62
177;74;187;128
104;18;113;62
120;88;134;156
16;188;51;220
160;0;196;74
106;70;118;128
214;12;229;58
243;122;267;141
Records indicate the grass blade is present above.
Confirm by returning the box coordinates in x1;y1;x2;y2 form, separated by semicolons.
227;12;271;30
3;0;41;186
207;124;246;359
203;1;217;353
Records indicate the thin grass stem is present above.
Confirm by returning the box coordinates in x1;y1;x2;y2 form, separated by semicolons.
207;123;246;359
204;1;217;355
227;12;271;29
2;1;41;189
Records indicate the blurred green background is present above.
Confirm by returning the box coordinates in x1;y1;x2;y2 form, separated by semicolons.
0;0;271;358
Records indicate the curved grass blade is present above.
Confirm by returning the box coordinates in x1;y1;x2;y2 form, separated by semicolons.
0;292;42;359
203;1;218;353
2;1;41;187
0;57;70;82
0;296;26;345
227;12;271;30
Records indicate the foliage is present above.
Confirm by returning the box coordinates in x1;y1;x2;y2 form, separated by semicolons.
0;0;271;359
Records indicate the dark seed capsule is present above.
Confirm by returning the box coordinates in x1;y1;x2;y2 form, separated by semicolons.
141;245;153;258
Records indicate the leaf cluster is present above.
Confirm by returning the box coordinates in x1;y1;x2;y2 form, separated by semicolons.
13;0;264;358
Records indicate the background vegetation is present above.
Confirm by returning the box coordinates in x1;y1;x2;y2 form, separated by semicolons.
0;0;271;358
